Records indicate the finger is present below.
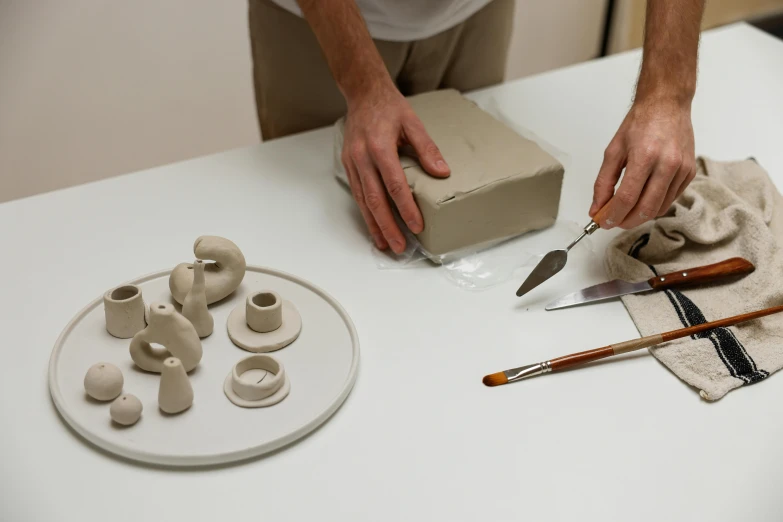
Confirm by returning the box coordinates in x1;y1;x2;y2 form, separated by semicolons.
367;137;424;234
402;116;450;178
351;144;407;254
344;151;388;250
674;162;697;200
601;153;654;228
656;163;689;217
591;141;626;217
619;153;680;229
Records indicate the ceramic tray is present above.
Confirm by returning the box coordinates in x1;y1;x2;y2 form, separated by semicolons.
48;266;359;467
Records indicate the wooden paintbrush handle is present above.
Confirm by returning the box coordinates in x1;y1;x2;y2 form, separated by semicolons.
647;257;755;290
550;346;614;370
661;303;783;341
549;334;665;370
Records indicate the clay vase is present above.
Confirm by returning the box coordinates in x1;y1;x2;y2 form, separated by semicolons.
181;259;213;338
158;357;193;414
103;284;146;338
169;236;246;305
129;302;202;373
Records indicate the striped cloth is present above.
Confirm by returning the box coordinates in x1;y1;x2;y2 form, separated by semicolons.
605;157;783;400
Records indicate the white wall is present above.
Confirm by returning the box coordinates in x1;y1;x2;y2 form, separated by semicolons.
0;0;258;203
506;0;606;79
0;0;607;203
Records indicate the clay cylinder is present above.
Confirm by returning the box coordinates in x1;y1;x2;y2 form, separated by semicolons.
103;285;146;339
246;291;282;333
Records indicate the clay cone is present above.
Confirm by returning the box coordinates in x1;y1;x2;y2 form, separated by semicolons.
182;259;214;338
158;357;193;414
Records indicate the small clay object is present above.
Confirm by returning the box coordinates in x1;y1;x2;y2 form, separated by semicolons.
169;236;246;305
103;284;146;338
227;291;302;353
129;302;203;373
110;394;143;426
84;362;124;401
158;357;193;414
181;259;214;338
224;354;290;408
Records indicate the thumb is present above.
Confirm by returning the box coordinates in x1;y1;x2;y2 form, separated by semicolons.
591;143;625;216
402;117;450;178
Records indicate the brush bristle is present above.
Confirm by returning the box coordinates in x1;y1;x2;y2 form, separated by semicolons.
482;372;508;387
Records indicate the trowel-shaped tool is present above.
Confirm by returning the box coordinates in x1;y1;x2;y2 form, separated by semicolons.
515;205;609;297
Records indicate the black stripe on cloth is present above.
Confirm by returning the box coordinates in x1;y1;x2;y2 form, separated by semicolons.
627;233;768;386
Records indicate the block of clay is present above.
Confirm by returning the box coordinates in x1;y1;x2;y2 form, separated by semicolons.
335;89;564;257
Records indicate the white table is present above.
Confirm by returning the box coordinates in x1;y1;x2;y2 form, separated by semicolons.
2;23;783;522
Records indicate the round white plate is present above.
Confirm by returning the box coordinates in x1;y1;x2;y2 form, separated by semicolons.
48;266;360;467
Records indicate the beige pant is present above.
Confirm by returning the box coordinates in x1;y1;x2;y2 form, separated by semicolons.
248;0;515;140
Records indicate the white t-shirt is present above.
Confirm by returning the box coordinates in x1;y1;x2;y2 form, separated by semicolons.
269;0;494;42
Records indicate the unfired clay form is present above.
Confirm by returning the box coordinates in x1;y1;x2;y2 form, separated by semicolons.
110;394;143;426
103;285;146;339
129;302;203;373
226;291;302;352
169;236;246;305
84;362;124;401
335;89;564;256
182;259;214;338
223;354;290;408
158;357;194;414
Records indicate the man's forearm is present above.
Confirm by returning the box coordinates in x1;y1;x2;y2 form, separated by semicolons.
297;0;392;105
635;0;705;106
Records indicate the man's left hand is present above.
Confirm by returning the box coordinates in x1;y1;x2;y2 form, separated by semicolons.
589;98;697;229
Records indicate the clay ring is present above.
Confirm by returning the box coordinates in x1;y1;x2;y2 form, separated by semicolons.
227;291;302;353
224;355;290;408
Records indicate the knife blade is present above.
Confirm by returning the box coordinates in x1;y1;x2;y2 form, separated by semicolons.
545;257;755;311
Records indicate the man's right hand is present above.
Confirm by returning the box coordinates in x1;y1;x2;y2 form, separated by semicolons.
342;82;451;254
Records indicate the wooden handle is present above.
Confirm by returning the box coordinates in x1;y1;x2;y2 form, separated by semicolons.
591;202;611;226
661;303;783;342
647;257;755;290
550;346;614;370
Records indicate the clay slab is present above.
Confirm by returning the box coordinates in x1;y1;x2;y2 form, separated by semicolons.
47;265;359;467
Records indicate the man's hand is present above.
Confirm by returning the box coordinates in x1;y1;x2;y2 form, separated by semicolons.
342;83;450;253
590;98;696;229
590;0;704;229
296;0;449;253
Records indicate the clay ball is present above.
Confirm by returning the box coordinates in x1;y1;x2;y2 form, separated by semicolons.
83;362;124;401
110;394;143;426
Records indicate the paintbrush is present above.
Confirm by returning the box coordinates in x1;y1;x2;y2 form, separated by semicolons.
483;303;783;387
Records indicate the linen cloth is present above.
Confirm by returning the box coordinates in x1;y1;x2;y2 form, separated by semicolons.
605;157;783;400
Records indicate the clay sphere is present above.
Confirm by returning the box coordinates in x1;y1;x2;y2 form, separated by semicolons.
110;394;143;426
84;362;124;401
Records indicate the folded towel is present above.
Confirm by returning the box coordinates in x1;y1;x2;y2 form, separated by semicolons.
605;157;783;400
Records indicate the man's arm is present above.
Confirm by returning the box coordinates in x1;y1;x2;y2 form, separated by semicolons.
591;0;705;229
297;0;450;253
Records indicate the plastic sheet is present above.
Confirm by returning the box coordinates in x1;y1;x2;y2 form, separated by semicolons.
372;220;596;290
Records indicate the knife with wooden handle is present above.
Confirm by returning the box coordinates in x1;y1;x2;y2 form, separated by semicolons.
544;257;755;311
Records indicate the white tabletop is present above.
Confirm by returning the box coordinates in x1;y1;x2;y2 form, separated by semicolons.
2;22;783;522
